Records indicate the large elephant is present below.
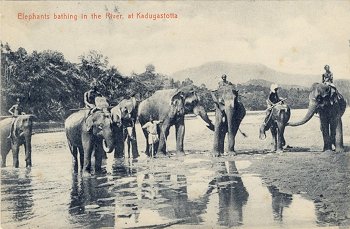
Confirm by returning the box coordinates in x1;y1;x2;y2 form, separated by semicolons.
0;115;34;168
110;97;138;158
65;110;115;175
287;83;347;152
259;103;291;152
138;86;215;156
211;85;246;156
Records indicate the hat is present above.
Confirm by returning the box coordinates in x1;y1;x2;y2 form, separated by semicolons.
221;74;227;79
270;83;279;92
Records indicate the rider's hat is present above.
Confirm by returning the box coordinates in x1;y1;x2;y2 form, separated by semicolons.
270;83;279;92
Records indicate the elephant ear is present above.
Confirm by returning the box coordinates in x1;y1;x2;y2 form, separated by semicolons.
170;90;184;105
111;106;122;123
85;115;95;132
170;91;185;114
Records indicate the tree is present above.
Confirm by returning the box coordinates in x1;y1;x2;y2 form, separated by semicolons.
145;64;155;73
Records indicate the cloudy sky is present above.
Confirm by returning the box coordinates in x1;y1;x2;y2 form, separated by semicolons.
2;1;350;78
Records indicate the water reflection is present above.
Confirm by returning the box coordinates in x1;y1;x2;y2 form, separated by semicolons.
207;161;249;227
267;185;293;222
113;158;250;228
1;169;34;225
68;173;115;228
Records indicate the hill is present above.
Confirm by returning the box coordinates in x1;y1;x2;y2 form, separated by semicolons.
243;79;308;90
171;61;320;89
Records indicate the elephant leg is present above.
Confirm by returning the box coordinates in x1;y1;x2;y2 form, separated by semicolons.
213;110;226;155
24;137;32;167
270;126;277;152
329;118;337;148
158;122;171;155
78;147;84;170
82;140;93;174
335;119;344;153
175;117;185;152
141;128;150;156
153;141;159;156
227;120;240;153
131;127;139;158
277;123;285;152
94;143;104;174
114;128;125;158
71;146;79;173
320;117;332;151
11;142;20;168
1;152;7;167
68;142;78;172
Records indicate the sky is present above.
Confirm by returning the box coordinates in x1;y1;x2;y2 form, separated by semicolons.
2;1;350;78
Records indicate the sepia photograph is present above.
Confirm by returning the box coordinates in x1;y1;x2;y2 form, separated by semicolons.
1;1;349;228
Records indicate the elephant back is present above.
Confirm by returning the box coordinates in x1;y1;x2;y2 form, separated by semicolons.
65;110;88;130
138;89;177;123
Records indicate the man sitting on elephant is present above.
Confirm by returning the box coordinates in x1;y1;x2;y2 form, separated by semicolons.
8;98;26;139
8;98;24;116
322;65;340;103
263;84;284;126
218;74;234;88
84;83;102;108
84;83;109;114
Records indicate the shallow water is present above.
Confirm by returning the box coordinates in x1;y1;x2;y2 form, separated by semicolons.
1;110;349;228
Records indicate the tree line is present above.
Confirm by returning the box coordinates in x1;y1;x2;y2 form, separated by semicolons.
1;43;316;121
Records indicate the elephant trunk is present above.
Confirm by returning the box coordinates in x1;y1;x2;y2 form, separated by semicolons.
288;101;317;126
193;105;215;131
225;104;236;152
259;124;267;140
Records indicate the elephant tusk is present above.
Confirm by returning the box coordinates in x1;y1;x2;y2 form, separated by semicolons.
102;139;112;153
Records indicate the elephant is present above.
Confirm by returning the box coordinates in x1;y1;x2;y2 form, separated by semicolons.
65;109;116;175
138;86;215;156
211;85;246;156
110;96;138;158
259;103;291;152
287;83;347;153
1;115;34;168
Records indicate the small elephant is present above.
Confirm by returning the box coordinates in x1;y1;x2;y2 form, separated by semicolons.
0;115;34;168
211;85;246;156
138;86;214;156
288;83;346;152
259;103;291;152
65;110;116;175
110;97;138;158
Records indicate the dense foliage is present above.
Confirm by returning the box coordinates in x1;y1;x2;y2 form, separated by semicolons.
2;43;339;122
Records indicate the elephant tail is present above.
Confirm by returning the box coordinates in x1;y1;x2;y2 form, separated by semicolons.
239;128;247;138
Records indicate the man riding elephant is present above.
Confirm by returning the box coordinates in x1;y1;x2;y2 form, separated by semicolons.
322;65;340;103
8;98;26;139
84;82;110;114
84;82;102;109
262;84;284;126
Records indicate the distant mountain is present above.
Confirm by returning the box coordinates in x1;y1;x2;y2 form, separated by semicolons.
243;79;309;90
171;61;319;89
